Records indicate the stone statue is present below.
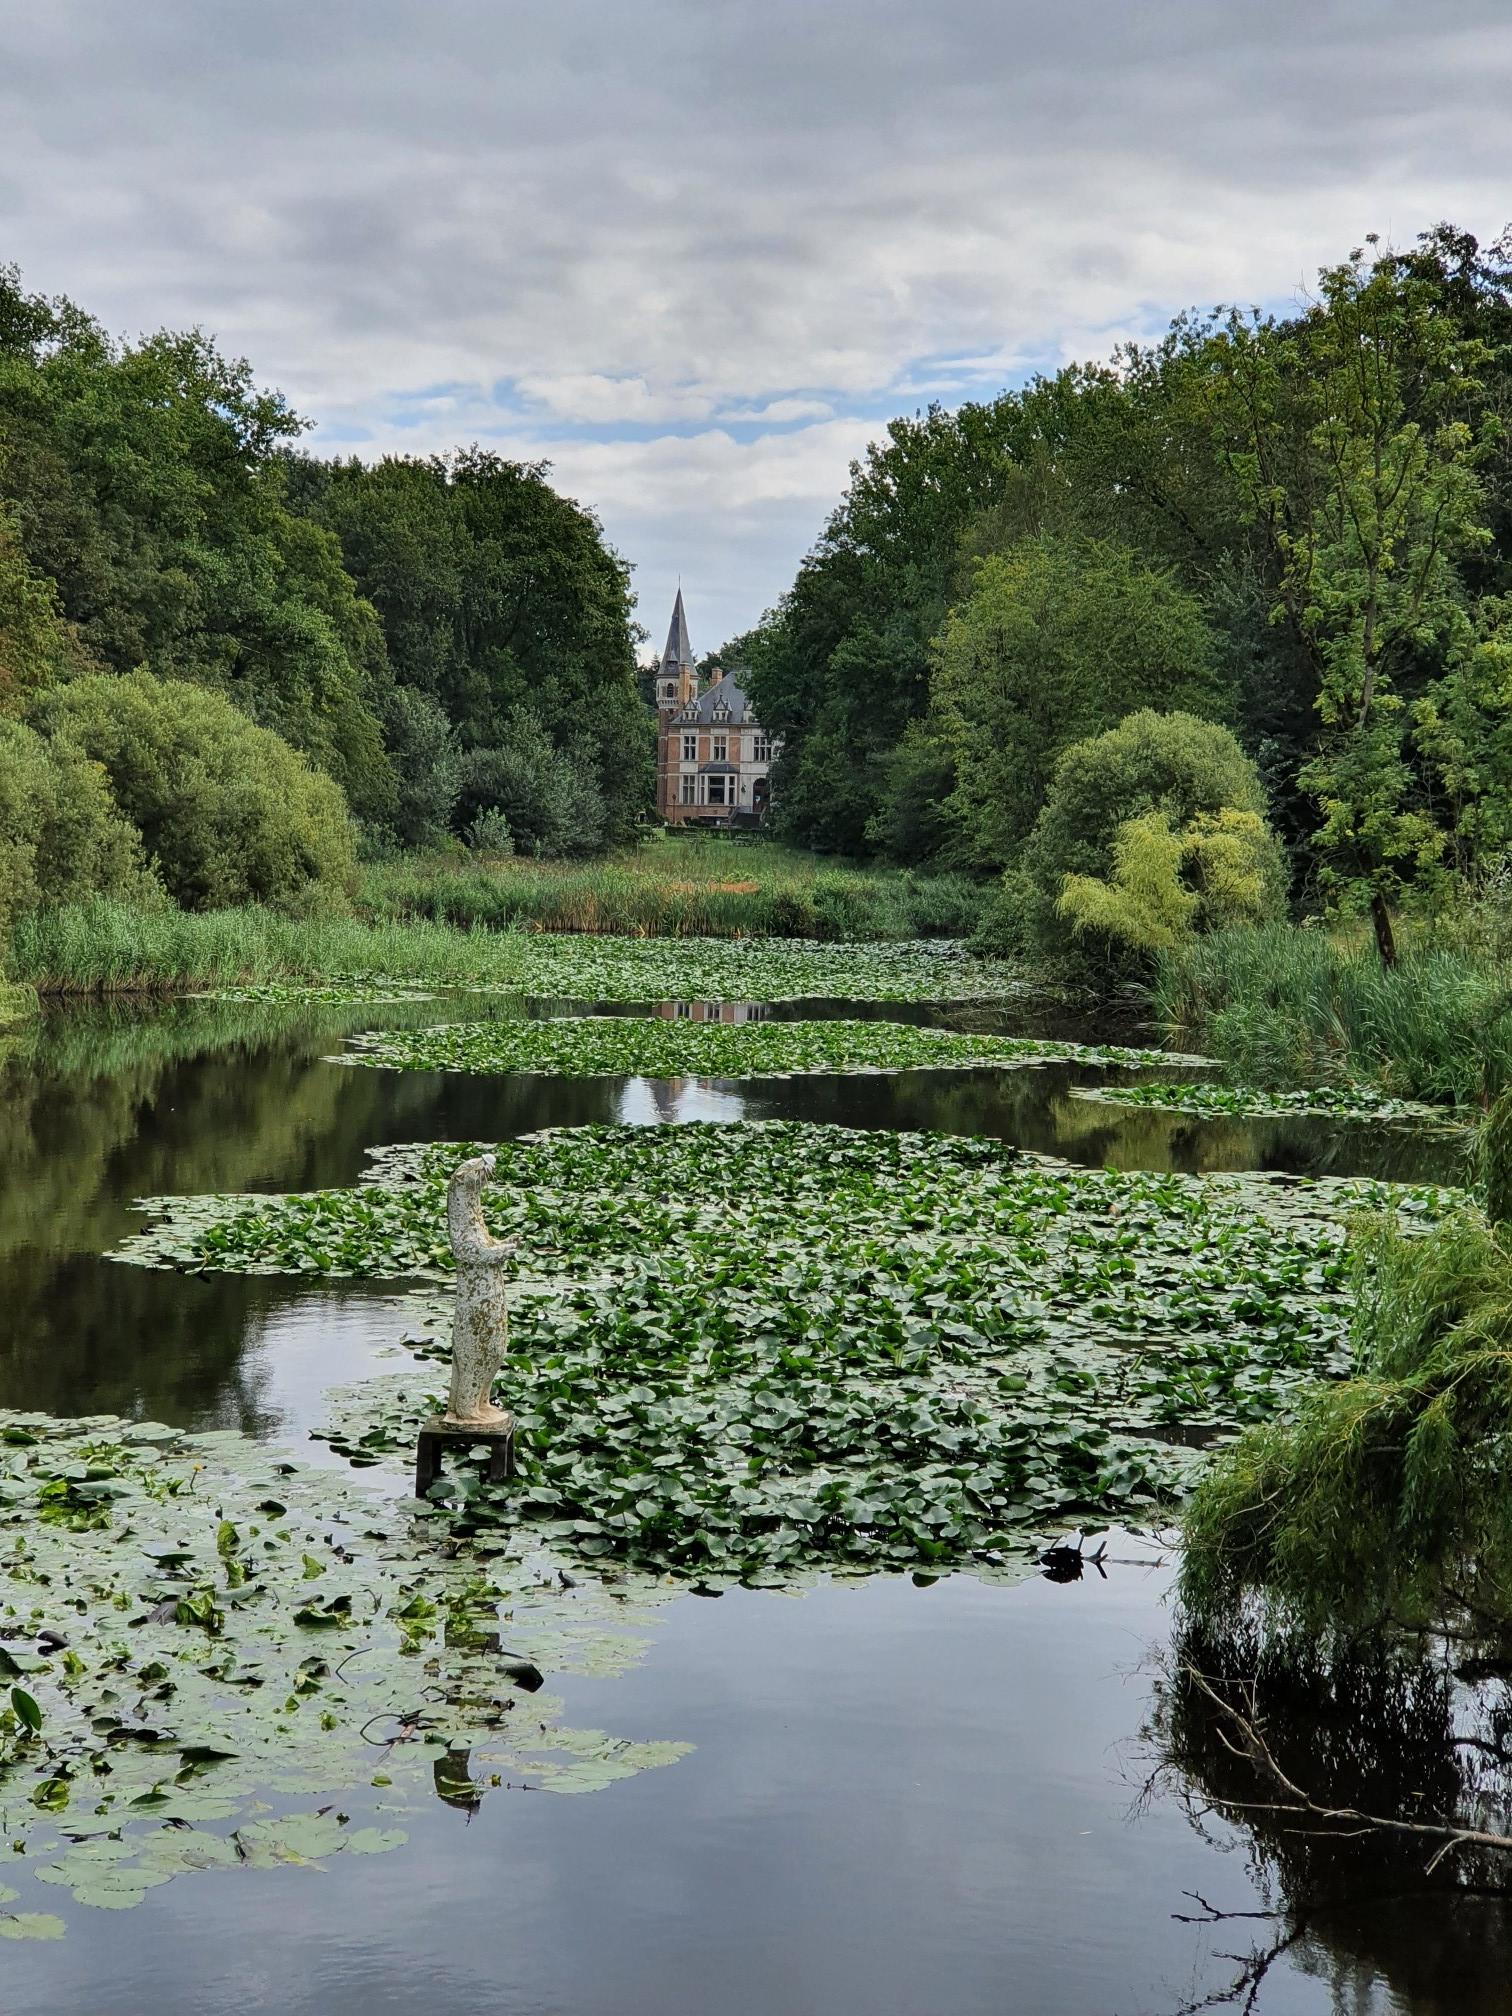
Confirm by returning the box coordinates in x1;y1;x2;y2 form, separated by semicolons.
445;1153;514;1429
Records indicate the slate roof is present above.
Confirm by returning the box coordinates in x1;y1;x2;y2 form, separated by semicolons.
660;589;694;675
674;669;758;727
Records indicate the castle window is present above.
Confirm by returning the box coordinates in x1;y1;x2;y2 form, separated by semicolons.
711;733;727;761
679;775;696;805
682;733;697;761
752;732;771;762
707;775;728;806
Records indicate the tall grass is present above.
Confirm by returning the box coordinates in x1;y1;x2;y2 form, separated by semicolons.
6;844;990;995
7;900;531;995
1181;1093;1512;1631
1153;921;1512;1106
360;841;986;943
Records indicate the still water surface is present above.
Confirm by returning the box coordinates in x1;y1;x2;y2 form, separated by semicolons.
0;993;1493;2014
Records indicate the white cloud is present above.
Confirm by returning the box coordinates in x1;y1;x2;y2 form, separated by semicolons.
4;1;1512;642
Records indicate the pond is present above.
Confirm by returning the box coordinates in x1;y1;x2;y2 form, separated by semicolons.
0;984;1497;2014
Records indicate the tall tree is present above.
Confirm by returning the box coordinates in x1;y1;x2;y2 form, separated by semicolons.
1209;241;1493;962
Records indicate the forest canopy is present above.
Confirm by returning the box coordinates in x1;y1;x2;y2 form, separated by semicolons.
740;223;1512;965
0;261;649;919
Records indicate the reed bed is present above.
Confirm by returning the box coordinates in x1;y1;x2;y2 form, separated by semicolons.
360;841;985;943
1153;921;1512;1106
7;901;522;996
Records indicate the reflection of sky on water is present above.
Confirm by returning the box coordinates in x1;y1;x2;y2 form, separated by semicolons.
616;1075;750;1126
0;994;1494;2015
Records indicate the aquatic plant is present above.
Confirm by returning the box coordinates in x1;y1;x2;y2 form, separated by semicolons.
332;1016;1207;1080
1069;1080;1464;1128
9;900;1027;1003
1182;1091;1512;1629
1152;921;1512;1105
118;1123;1454;1581
0;1414;686;1937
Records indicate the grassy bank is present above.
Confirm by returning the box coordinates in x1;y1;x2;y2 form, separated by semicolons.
2;841;998;997
6;902;525;995
5;897;1025;1002
1153;922;1512;1106
361;839;986;942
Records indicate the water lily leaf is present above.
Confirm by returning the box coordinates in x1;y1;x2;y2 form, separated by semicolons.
0;1913;66;1940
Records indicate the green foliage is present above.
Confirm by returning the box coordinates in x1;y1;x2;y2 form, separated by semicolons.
0;264;648;862
301;449;651;845
0;267;396;819
363;841;990;943
0;716;155;938
28;671;356;913
1210;243;1498;960
1180;1198;1512;1631
1477;1085;1512;1229
933;537;1223;866
455;712;605;857
1057;807;1283;957
866;718;957;864
0;1412;685;1931
1013;710;1285;978
332;1014;1193;1082
119;1123;1447;1577
0;506;85;714
1154;921;1512;1105
463;806;514;856
377;685;460;849
6;899;1021;1000
745;221;1512;991
1069;1079;1458;1126
0;981;37;1024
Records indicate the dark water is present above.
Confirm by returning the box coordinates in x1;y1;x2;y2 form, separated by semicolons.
0;994;1496;2014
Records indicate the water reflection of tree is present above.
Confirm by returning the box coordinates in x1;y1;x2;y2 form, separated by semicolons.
1145;1620;1512;2011
0;997;616;1426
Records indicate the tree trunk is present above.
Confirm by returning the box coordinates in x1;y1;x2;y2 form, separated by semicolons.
1370;889;1398;969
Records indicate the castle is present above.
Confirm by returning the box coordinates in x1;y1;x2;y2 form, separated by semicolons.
654;590;775;826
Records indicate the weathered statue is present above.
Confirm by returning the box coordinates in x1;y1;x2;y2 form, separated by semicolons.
445;1153;514;1428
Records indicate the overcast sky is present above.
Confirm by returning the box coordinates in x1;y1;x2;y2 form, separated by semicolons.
5;2;1512;654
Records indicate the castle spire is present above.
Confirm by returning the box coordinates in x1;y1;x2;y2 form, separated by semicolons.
661;587;694;678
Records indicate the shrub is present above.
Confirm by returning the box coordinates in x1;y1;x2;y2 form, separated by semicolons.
464;806;514;855
1181;1098;1512;1632
0;717;156;938
1013;709;1286;979
382;685;460;848
1057;807;1281;955
455;713;605;859
28;670;356;912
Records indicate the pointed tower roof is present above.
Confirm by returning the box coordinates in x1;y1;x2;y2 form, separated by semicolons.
660;588;694;675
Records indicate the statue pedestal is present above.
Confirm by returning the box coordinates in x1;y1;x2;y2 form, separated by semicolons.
414;1414;517;1498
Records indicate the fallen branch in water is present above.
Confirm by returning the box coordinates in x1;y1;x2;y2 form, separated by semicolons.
1182;1662;1512;1873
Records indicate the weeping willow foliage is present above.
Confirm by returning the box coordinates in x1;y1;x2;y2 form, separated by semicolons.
1181;1091;1512;1630
1056;807;1276;956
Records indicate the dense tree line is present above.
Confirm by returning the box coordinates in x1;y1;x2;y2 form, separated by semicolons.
741;224;1512;969
0;262;649;922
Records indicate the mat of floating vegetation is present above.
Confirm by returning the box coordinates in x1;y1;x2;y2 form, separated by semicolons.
0;1414;685;1937
195;940;1034;1009
485;934;1035;1003
1068;1080;1469;1128
196;977;438;1004
329;1015;1208;1080
115;1124;1455;1584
